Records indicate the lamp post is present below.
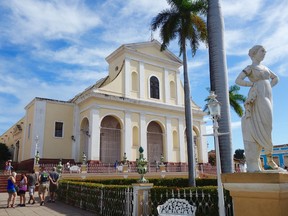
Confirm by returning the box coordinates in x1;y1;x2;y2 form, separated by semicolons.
34;135;39;166
207;91;226;216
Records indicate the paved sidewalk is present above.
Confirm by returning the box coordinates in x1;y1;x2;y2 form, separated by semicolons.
0;193;96;216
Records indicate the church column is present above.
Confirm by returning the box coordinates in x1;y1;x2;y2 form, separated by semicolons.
124;58;131;97
139;62;145;99
178;117;186;163
176;71;181;105
90;109;100;161
198;121;208;163
140;113;148;159
124;111;132;158
165;117;173;162
164;68;169;103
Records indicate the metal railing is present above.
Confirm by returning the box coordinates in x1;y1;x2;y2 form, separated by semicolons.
58;181;233;216
39;162;217;175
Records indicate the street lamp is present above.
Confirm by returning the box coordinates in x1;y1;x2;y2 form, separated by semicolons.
34;135;39;166
207;91;226;216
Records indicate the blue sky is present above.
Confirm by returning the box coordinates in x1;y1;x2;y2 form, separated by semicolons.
0;0;288;153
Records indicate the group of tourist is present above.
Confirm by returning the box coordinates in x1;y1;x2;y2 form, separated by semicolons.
6;166;59;208
3;160;13;175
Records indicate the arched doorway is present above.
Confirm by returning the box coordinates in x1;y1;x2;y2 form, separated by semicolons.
80;118;89;160
100;116;121;164
147;121;163;163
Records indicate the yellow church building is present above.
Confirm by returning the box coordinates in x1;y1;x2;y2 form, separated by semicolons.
0;40;208;168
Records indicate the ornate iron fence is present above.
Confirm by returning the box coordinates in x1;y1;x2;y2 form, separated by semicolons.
57;181;233;216
147;188;233;216
57;181;133;215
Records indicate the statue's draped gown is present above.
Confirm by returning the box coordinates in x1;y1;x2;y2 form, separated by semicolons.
241;65;273;154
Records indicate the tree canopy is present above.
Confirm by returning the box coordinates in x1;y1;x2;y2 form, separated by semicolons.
234;149;245;160
0;143;12;163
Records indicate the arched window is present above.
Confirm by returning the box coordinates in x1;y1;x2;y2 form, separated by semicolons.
150;76;159;99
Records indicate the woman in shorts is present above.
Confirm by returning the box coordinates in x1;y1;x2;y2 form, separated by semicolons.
7;172;17;208
18;173;27;207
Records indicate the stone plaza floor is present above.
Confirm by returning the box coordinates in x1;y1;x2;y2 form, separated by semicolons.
0;192;96;216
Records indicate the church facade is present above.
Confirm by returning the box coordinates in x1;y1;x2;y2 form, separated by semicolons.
1;40;208;166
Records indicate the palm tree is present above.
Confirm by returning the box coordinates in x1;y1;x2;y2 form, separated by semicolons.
151;0;208;186
204;85;246;117
207;0;233;173
228;85;246;117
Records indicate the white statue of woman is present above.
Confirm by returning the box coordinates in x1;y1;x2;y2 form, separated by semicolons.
235;45;279;172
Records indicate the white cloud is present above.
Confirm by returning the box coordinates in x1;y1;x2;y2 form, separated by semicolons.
119;0;168;17
59;69;108;83
1;0;101;44
223;0;288;78
222;0;262;20
34;46;111;67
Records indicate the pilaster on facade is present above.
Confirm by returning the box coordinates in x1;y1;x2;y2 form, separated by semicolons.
178;117;186;163
139;62;144;99
124;58;131;98
31;100;46;159
124;111;132;158
165;117;172;161
22;113;29;162
176;71;181;105
164;69;169;103
140;113;148;159
90;109;100;161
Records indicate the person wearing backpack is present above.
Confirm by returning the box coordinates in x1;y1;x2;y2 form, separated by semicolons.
38;166;51;206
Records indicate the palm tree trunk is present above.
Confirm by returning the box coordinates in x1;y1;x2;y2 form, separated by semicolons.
182;38;196;186
207;0;233;173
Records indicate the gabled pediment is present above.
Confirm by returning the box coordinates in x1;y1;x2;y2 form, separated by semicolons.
105;40;182;68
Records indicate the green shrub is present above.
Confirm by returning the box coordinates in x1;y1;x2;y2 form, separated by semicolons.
63;177;217;187
57;178;232;216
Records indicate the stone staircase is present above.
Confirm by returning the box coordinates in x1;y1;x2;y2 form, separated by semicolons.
0;174;21;193
0;174;8;193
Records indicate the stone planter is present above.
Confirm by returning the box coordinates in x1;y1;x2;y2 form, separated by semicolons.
159;164;166;172
81;164;87;173
122;164;128;173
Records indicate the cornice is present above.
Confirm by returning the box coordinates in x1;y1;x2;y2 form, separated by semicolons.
75;89;205;115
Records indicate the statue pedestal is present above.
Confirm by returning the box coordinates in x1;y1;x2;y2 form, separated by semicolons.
81;164;87;173
34;164;40;173
132;183;153;216
222;172;288;216
159;164;166;172
122;164;128;173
